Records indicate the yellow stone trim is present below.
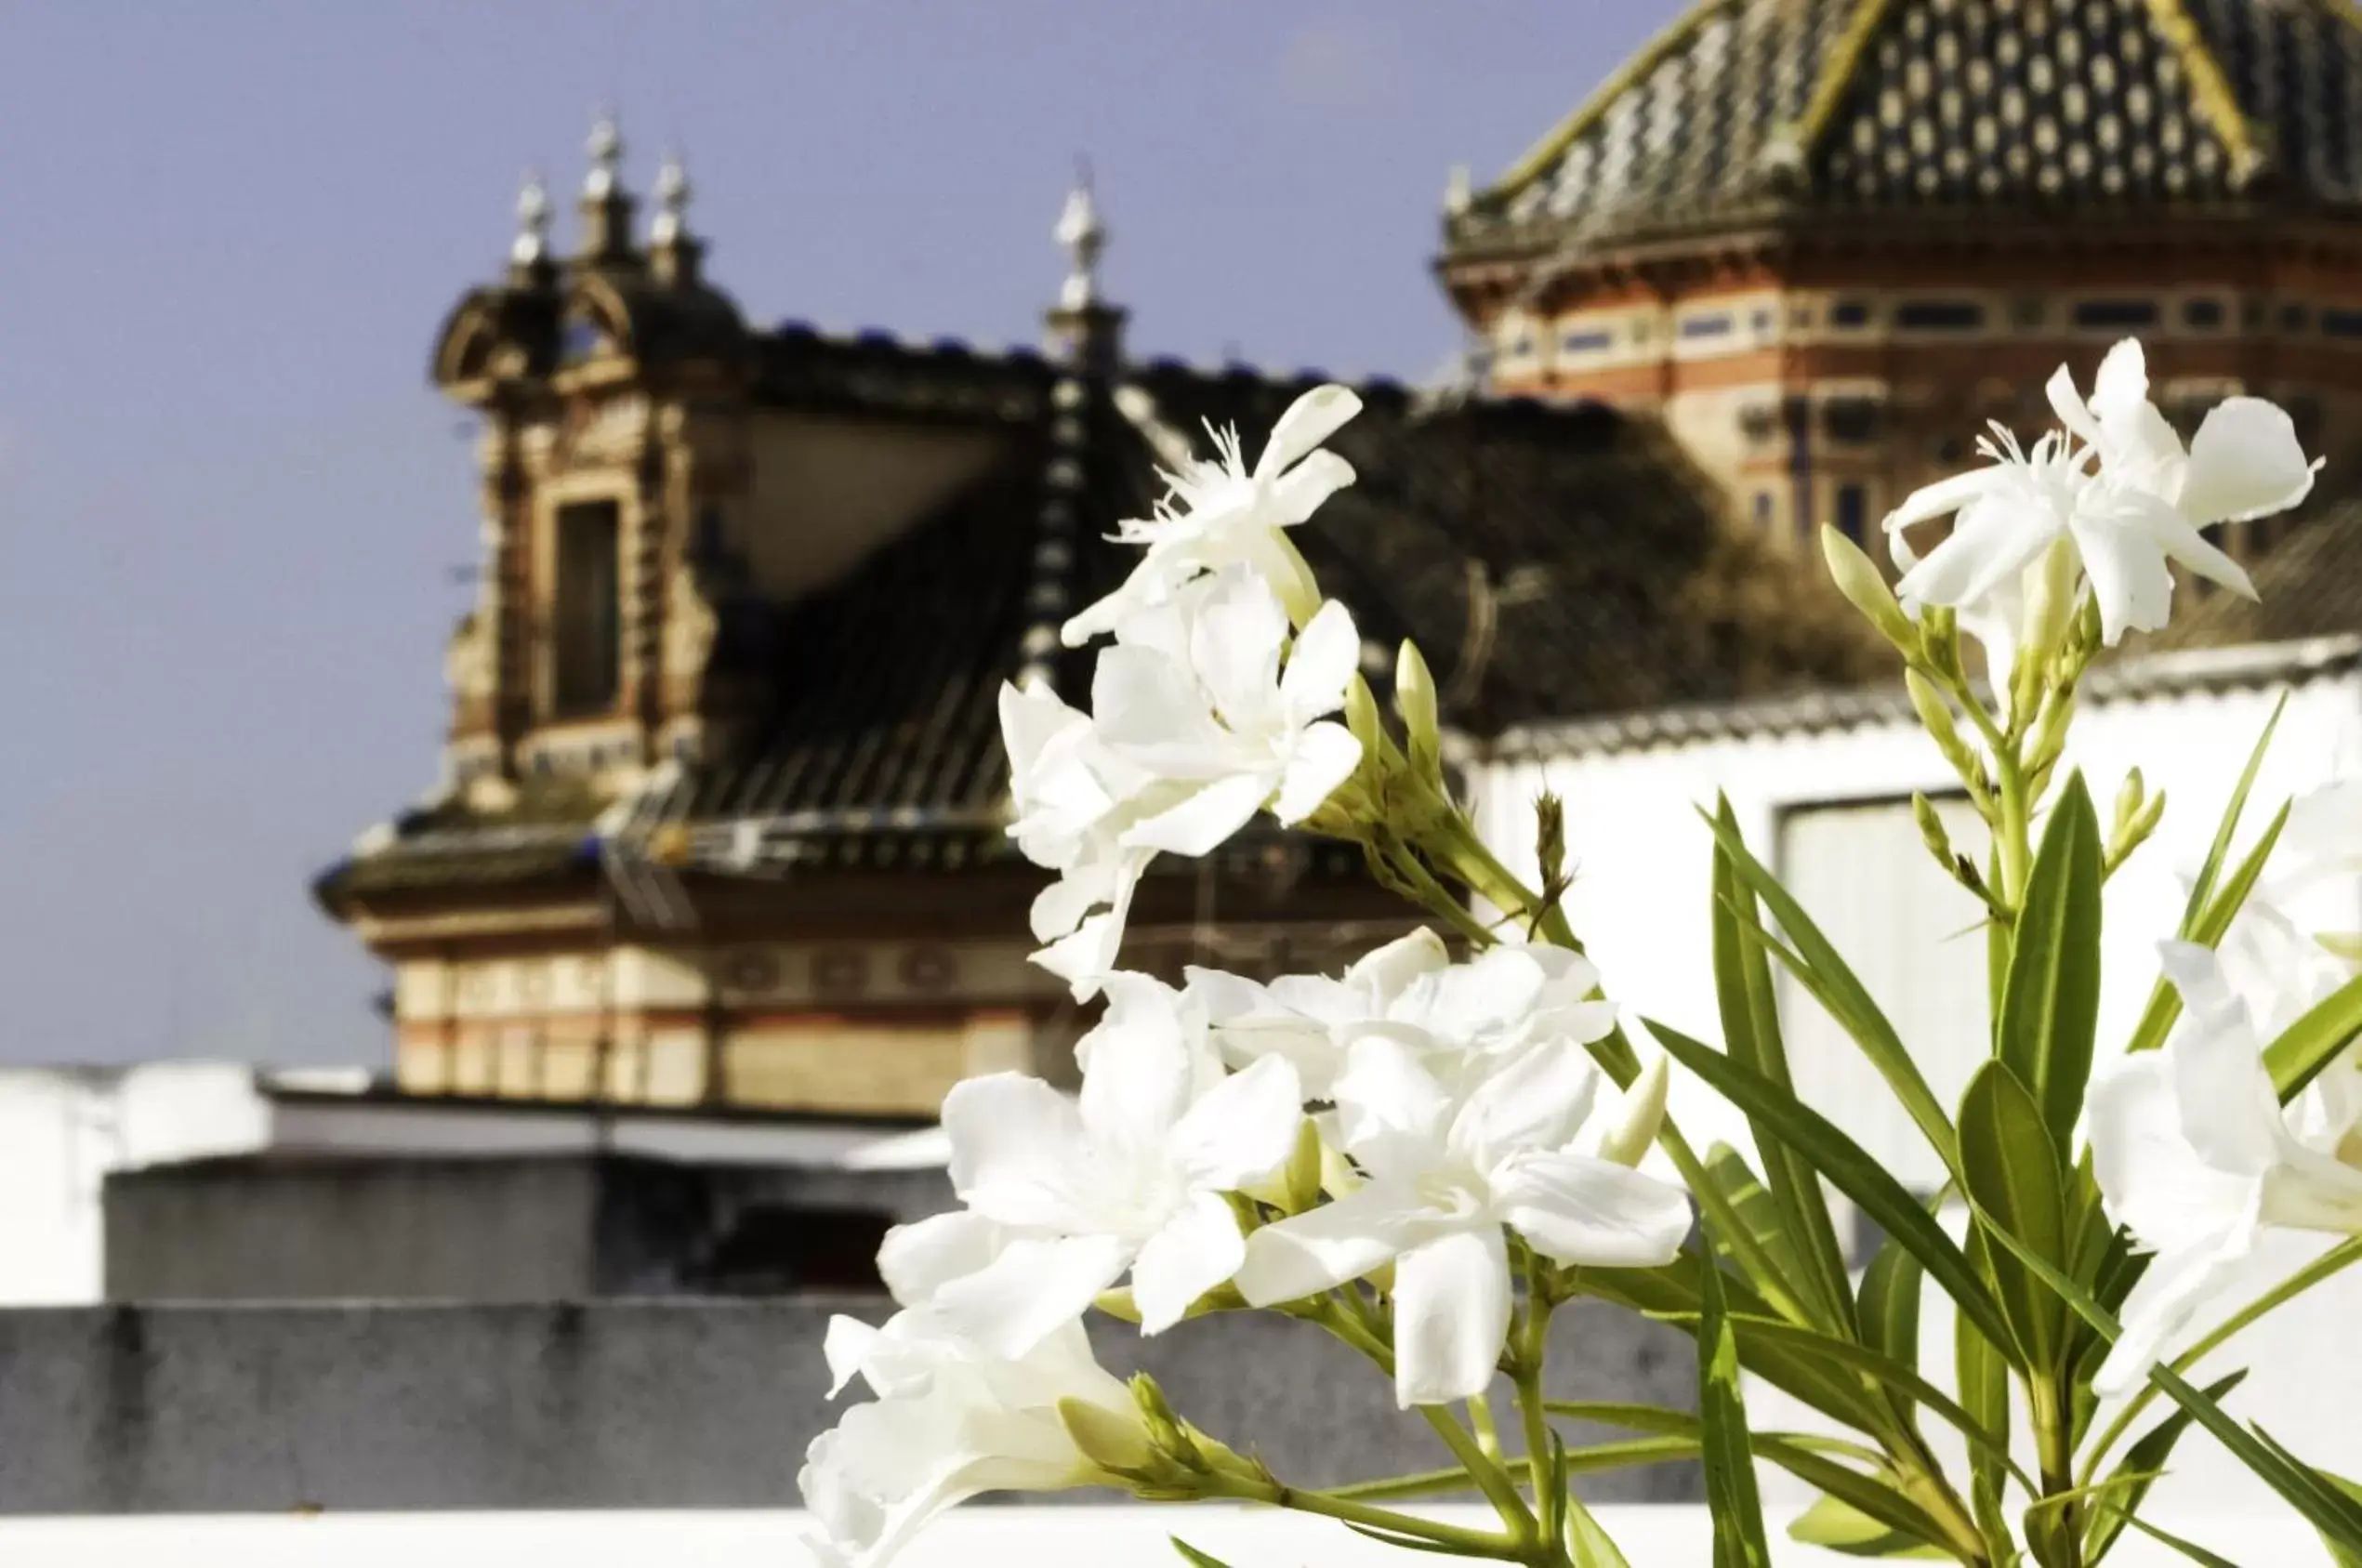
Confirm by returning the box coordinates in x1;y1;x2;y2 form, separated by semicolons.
1485;0;1732;201
2141;0;2263;182
1788;0;1901;158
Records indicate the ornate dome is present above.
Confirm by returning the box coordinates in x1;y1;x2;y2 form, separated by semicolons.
1451;0;2362;257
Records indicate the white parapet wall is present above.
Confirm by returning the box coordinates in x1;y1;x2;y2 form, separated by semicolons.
0;1506;2316;1566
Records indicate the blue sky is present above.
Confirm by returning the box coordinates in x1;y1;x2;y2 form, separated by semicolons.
0;3;1676;1065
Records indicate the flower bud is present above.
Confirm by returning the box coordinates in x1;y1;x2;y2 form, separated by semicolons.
1906;670;1981;785
1267;532;1325;630
1821;524;1918;650
1395;639;1443;784
2014;538;2078;716
1282;1116;1324;1216
1921;606;1965;684
1596;1052;1669;1167
1535;791;1568;893
1911;792;1956;871
1343;673;1388;759
1058;1397;1158;1477
2026;689;2077;776
1129;1375;1196;1466
2113;769;2146;838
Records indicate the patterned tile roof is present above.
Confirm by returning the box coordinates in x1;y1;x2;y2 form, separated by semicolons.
2148;501;2362;650
1454;0;2362;262
321;343;1879;905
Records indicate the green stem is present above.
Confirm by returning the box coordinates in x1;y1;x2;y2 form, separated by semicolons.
1514;1253;1569;1562
1305;1297;1541;1544
2034;1378;2084;1568
1380;832;1503;948
1204;1469;1528;1557
1996;754;2034;915
1469;1392;1506;1463
1322;1459;1534;1503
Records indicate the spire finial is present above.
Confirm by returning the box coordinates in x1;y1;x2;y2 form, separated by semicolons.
512;170;551;268
585;105;625;199
1054;160;1104;312
653;148;693;245
1444;164;1472;218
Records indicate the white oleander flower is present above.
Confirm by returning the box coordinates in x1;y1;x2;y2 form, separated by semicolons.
1885;338;2315;663
1062;384;1361;646
1188;929;1616;1099
1093;565;1364;857
1234;1035;1689;1407
2086;942;2362;1396
799;1311;1141;1568
998;679;1174;999
920;974;1304;1358
2195;779;2362;1037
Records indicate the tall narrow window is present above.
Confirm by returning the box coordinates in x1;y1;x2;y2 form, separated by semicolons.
1835;483;1867;545
552;500;622;716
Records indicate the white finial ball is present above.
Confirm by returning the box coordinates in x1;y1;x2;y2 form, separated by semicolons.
586;107;625;199
653;150;692;244
513;171;551;266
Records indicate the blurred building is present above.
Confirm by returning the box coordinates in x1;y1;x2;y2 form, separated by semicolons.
312;114;1864;1120
0;1062;944;1304
1442;0;2362;552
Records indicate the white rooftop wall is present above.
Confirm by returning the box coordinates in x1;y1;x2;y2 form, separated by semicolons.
1468;666;2362;1514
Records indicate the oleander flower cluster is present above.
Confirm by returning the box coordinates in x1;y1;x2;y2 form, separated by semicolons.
796;347;2362;1568
796;387;1693;1567
1002;385;1368;999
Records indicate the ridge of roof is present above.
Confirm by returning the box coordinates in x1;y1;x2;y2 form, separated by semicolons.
1489;632;2362;762
2144;0;2264;184
1485;0;1751;202
1788;0;1901;167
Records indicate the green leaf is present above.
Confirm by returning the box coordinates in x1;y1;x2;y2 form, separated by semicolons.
2263;968;2362;1103
1698;1145;1814;1303
1787;1494;1950;1558
1971;1470;2023;1568
1699;1253;1774;1568
1550;1401;1955;1554
1646;1019;2020;1365
2180;692;2287;937
2316;1469;2362;1568
2102;1509;2243;1568
1688;1142;1825;1327
1712;799;1858;1336
1168;1538;1240;1568
1561;1258;1888;1432
2079;1371;2248;1564
1701;808;1960;1178
1341;1522;1486;1557
1958;1061;2069;1371
2000;773;2104;1152
1860;1233;1925;1375
1966;1189;2362;1555
1712;1312;2032;1489
1959;1270;2013;1519
1564;1487;1636;1568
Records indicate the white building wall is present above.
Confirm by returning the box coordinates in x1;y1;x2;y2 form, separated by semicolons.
1469;667;2362;1511
0;1063;272;1305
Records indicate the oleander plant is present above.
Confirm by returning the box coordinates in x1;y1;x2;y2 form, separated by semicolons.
797;340;2362;1567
